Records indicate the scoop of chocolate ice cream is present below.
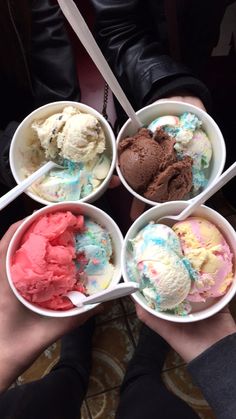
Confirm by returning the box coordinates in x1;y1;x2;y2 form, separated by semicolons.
144;156;193;202
118;128;176;192
118;127;193;203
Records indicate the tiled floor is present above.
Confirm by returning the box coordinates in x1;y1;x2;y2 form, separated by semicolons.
14;191;236;419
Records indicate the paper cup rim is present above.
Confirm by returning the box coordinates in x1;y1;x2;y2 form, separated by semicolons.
121;201;236;323
10;101;117;206
6;201;123;318
116;100;226;207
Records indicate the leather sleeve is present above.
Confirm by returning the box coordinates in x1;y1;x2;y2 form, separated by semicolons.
188;333;236;419
0;122;19;188
91;0;211;110
30;0;80;106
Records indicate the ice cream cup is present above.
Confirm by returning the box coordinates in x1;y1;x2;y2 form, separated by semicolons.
10;101;116;205
116;100;225;207
122;201;236;323
6;201;123;318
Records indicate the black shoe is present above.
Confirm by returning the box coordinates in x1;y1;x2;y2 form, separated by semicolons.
123;324;170;387
52;317;95;391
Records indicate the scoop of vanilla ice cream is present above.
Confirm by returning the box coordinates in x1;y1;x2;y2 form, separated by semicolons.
31;106;77;160
57;113;105;163
137;243;191;310
32;106;106;163
130;223;191;311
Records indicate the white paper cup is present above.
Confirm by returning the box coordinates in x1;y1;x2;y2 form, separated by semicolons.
116;101;226;207
122;201;236;323
10;101;116;205
6;202;123;318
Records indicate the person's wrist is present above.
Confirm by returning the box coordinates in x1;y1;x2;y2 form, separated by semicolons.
152;93;206;111
184;327;236;363
0;344;30;393
0;323;52;393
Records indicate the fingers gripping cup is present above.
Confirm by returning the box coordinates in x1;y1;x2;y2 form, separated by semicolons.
10;101;116;205
117;101;226;206
122;201;236;323
6;202;123;318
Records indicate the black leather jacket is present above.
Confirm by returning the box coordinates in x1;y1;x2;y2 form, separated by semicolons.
91;0;234;113
1;0;80;128
0;0;80;187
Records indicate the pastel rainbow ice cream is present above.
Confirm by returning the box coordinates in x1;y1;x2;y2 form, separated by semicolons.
23;106;111;202
75;218;114;294
148;112;212;194
10;211;114;310
173;217;233;302
127;218;233;315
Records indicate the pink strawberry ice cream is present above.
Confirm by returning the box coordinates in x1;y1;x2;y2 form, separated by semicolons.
10;211;114;310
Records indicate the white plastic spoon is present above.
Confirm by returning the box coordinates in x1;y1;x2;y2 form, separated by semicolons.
0;161;62;211
67;282;140;308
57;0;142;131
157;161;236;225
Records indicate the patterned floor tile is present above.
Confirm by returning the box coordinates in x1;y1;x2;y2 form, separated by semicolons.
96;299;124;325
163;365;216;418
89;317;135;395
87;349;124;397
81;402;91;419
120;296;136;315
163;349;185;371
17;342;60;384
126;313;141;345
86;388;119;419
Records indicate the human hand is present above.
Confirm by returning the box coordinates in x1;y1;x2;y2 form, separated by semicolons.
136;304;236;363
155;94;206;111
130;197;147;221
109;175;121;189
0;222;101;392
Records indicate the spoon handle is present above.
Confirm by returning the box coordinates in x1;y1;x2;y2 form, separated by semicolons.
57;0;142;130
0;161;57;211
83;282;140;305
179;161;236;220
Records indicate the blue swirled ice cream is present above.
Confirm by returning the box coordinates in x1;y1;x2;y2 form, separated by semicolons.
148;112;212;195
127;223;192;314
23;106;111;202
75;217;114;294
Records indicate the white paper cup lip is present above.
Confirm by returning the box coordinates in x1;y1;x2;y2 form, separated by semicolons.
116;100;226;207
6;201;123;318
122;201;236;323
10;101;116;206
